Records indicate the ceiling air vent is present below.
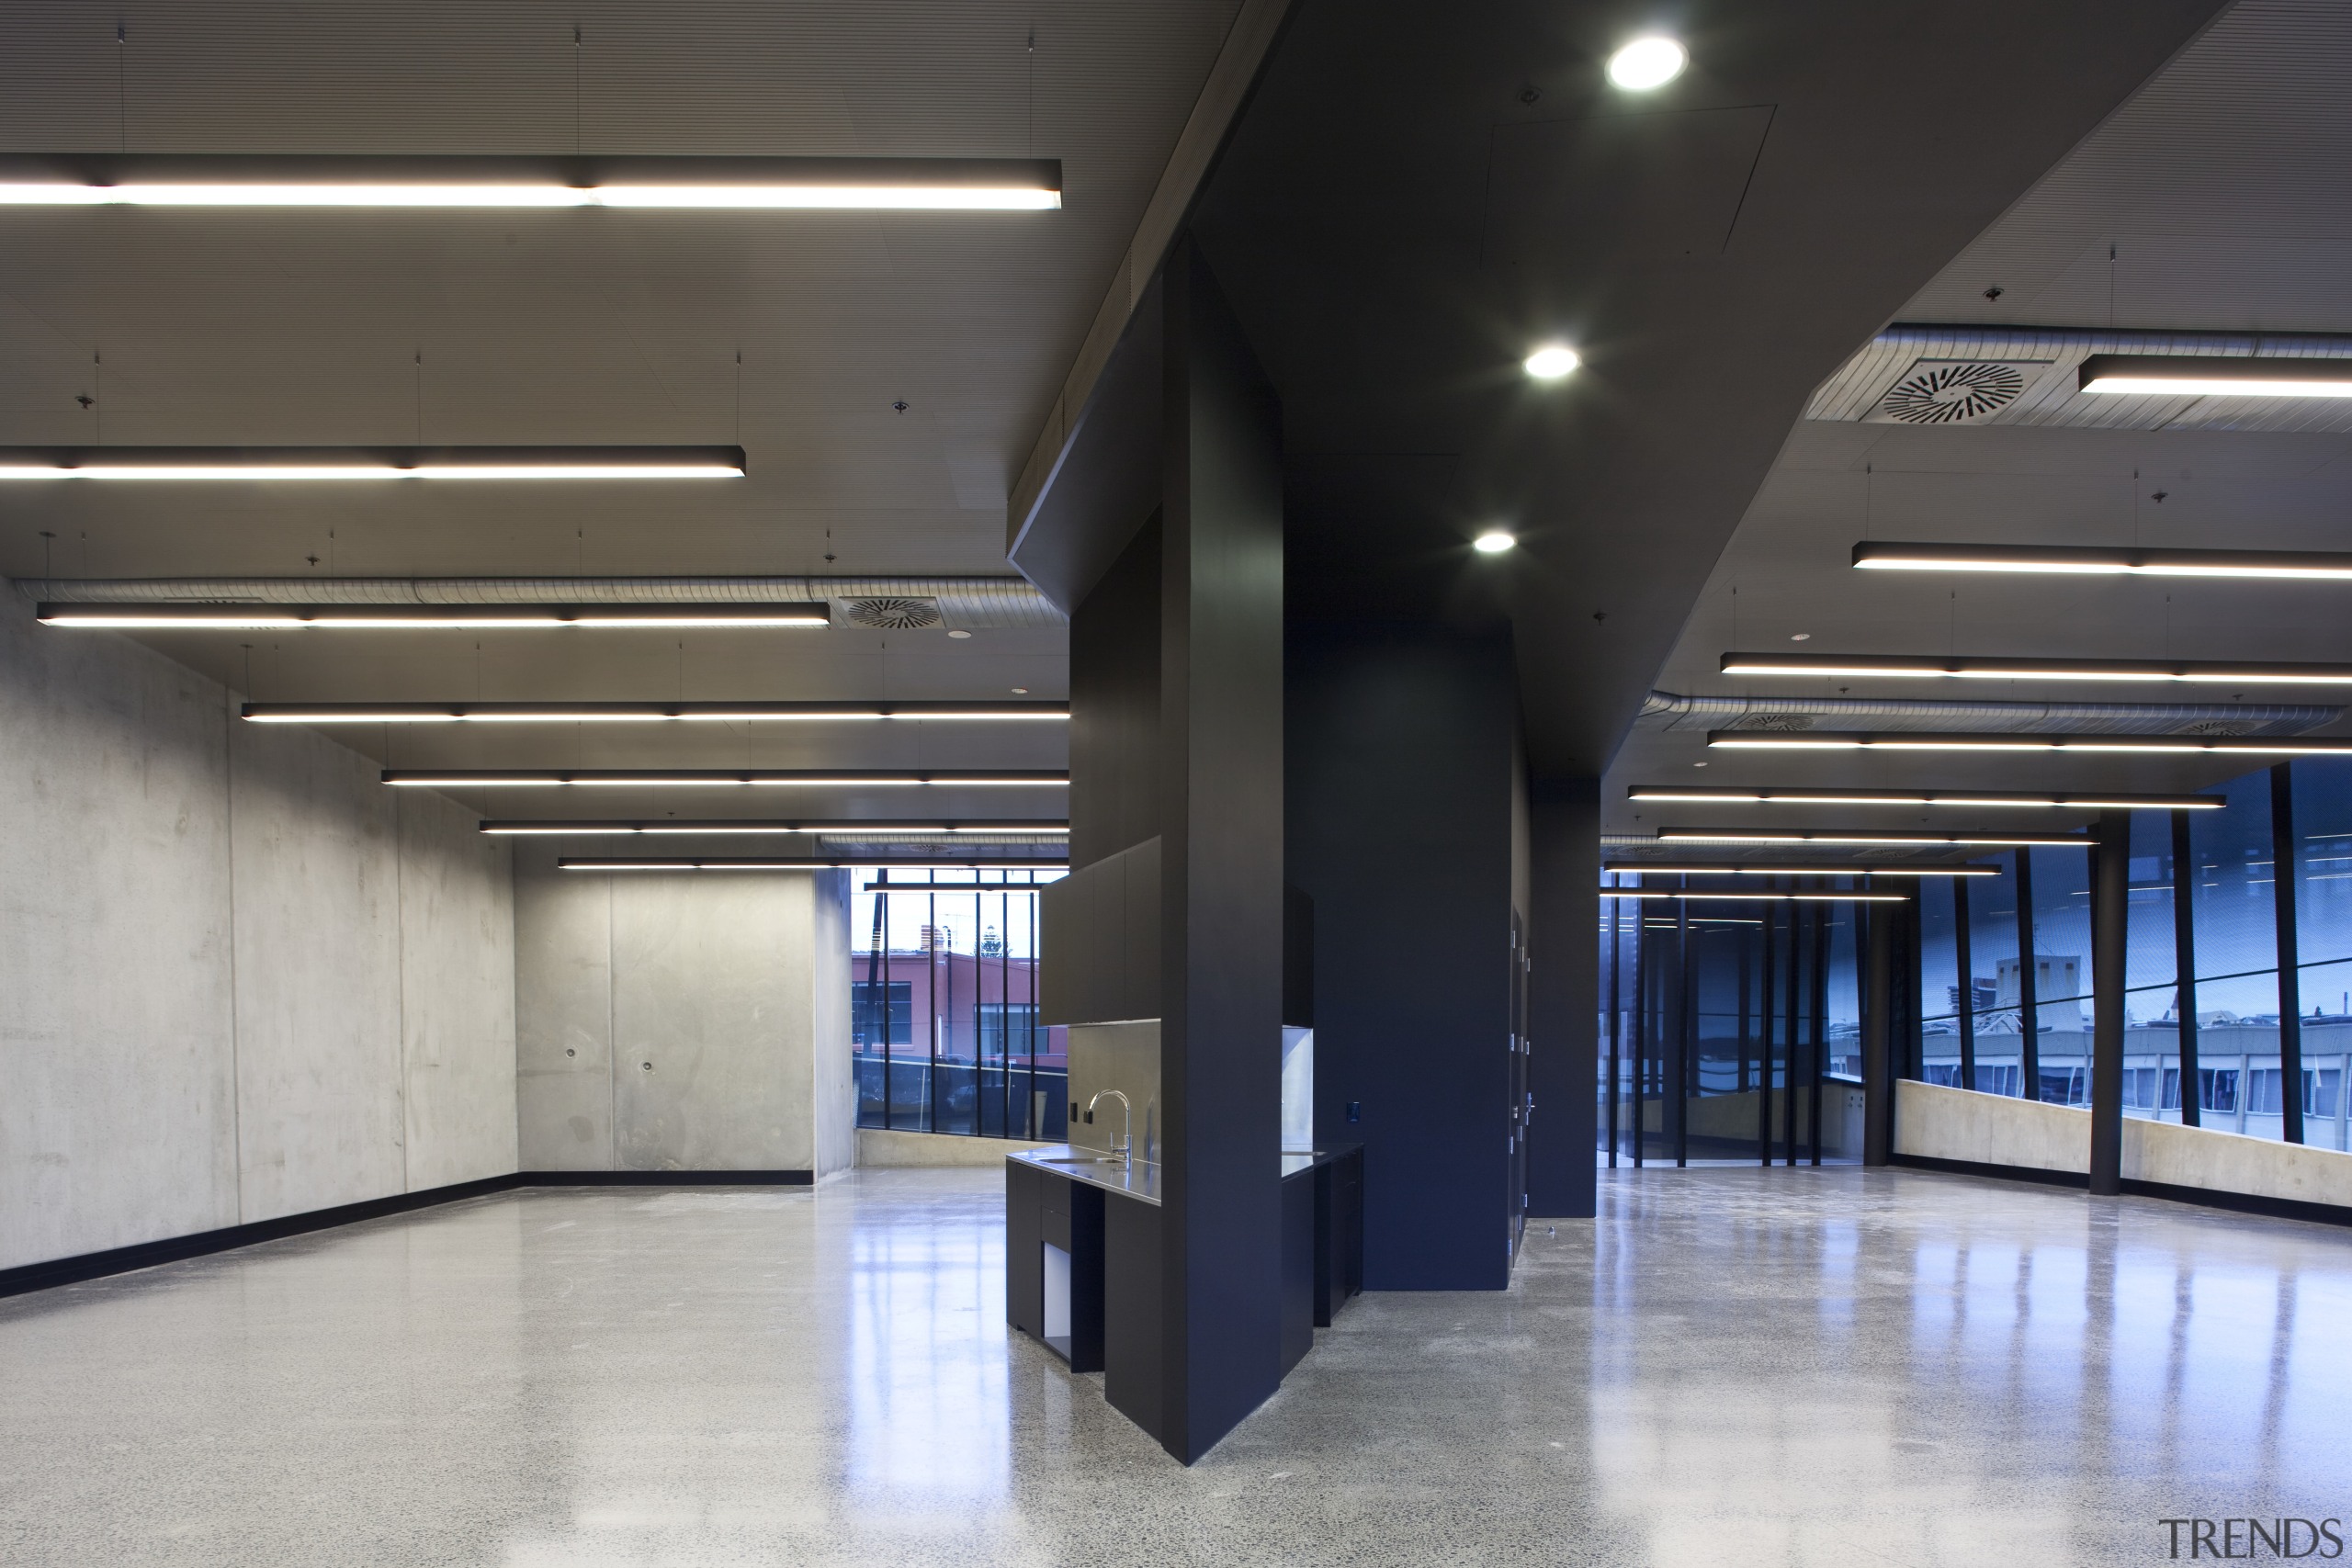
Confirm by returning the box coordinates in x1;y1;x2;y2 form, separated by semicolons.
2176;719;2255;738
841;596;942;630
1874;361;2029;424
1737;712;1815;731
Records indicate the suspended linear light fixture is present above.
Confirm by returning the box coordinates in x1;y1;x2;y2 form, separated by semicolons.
382;769;1068;788
0;154;1061;210
1657;826;2090;847
246;700;1065;722
1705;729;2352;756
479;819;1068;835
1625;784;2218;809
48;601;813;629
2077;355;2352;399
1720;650;2352;685
1852;541;2352;581
1600;889;1912;902
1601;860;1999;877
0;446;744;482
562;857;1069;873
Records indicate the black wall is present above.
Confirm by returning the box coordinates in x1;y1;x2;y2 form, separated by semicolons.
1287;626;1519;1291
1528;778;1599;1218
1069;514;1162;871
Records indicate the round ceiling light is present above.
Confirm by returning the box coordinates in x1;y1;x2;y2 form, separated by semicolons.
1474;531;1517;554
1523;344;1580;379
1606;37;1688;90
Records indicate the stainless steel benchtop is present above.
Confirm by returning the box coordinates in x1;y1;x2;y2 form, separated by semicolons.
1008;1143;1360;1208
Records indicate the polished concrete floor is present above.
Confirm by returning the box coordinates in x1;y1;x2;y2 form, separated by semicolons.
4;1168;2348;1566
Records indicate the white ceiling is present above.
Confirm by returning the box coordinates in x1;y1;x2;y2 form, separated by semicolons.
1610;0;2352;840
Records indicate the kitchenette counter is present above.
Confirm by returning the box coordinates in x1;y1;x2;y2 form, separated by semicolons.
1007;1144;1162;1205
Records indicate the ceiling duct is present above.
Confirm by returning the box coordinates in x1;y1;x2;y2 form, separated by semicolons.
1807;324;2352;434
1637;689;2337;738
9;574;1065;630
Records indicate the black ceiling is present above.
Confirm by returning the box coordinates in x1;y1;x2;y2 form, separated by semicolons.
1189;0;2230;777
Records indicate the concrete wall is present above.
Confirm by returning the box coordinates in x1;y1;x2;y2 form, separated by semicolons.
0;594;516;1270
857;1127;1047;1168
1895;1079;2352;1211
514;849;854;1175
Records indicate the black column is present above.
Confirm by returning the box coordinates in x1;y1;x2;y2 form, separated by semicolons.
1758;897;1778;1165
2089;810;2130;1196
1862;899;1894;1167
2016;849;2041;1100
1158;241;1286;1462
1529;778;1599;1218
1953;876;1977;1092
1673;894;1691;1168
2270;763;2306;1145
2172;809;2201;1130
1606;886;1623;1168
1807;895;1828;1166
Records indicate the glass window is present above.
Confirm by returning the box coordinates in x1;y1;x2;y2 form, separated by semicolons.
850;869;1066;1140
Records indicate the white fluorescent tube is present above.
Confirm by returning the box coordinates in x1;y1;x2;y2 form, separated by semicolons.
1657;828;2088;847
1599;890;1911;902
2078;355;2352;399
0;465;742;480
1720;651;2352;684
1623;787;2218;809
0;184;1058;211
1851;542;2352;581
1702;729;2352;757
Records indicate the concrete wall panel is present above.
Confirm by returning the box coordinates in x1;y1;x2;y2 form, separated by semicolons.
397;789;518;1190
810;870;855;1179
0;601;240;1269
514;860;843;1174
228;719;405;1223
513;845;615;1170
2;593;520;1269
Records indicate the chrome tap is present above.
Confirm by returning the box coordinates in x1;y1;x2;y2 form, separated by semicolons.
1087;1089;1134;1168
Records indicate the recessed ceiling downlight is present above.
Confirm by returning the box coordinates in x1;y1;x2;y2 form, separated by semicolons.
1523;344;1580;379
1605;37;1687;90
1474;531;1517;554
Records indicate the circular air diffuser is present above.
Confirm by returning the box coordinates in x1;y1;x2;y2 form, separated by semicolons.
1877;362;2027;424
842;596;942;629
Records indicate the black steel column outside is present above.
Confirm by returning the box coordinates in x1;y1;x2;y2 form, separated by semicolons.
1862;899;1894;1167
2089;810;2130;1195
1736;927;1753;1094
1783;897;1803;1165
2271;763;2306;1145
2016;849;2041;1100
2172;810;2201;1129
1808;893;1828;1166
1758;893;1778;1165
1954;876;1976;1093
1631;895;1648;1170
1674;890;1691;1168
1606;883;1623;1168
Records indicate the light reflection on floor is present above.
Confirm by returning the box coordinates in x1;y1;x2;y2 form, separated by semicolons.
1;1167;2347;1565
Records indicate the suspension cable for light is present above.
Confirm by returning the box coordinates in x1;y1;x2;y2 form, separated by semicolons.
1657;826;2091;847
382;769;1068;788
1602;860;2000;877
247;700;1065;722
0;154;1061;210
1852;541;2352;581
1720;650;2352;685
2077;355;2352;399
479;819;1068;835
1626;784;2218;809
0;446;743;482
1705;729;2352;756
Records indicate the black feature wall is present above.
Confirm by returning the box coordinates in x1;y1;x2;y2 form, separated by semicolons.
1157;240;1287;1464
1287;626;1522;1291
1528;777;1599;1219
1069;515;1162;872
